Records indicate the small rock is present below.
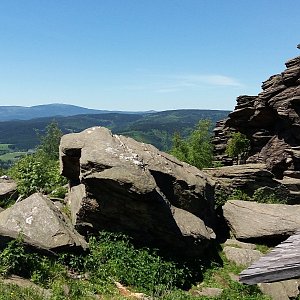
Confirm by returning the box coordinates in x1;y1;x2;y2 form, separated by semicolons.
223;246;262;267
258;279;299;300
228;272;240;282
224;239;256;250
191;287;223;297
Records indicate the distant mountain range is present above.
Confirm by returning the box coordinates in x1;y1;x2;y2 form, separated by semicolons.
0;103;152;121
0;105;230;151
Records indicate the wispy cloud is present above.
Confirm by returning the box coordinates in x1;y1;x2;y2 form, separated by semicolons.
172;74;243;87
103;72;243;94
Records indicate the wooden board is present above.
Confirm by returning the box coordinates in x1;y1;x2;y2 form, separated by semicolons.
239;231;300;285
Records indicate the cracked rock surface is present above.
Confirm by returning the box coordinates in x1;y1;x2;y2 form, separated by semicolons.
60;126;216;257
223;200;300;239
0;193;87;251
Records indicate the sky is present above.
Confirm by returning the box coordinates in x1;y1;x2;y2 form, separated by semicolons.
0;0;299;111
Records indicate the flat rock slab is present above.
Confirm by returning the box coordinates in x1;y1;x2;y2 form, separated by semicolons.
223;200;300;239
60;126;216;257
0;193;87;251
223;246;262;267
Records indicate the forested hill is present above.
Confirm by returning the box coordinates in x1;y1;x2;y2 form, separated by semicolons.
0;103;150;121
0;109;230;151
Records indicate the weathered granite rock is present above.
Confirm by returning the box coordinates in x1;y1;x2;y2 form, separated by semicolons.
204;163;280;198
224;239;256;250
0;178;17;203
203;164;284;203
223;246;262;267
223;200;300;239
0;193;87;251
213;46;300;181
60;127;216;257
258;280;300;300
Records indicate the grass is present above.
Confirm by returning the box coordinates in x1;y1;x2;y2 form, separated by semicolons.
0;232;273;300
0;282;46;300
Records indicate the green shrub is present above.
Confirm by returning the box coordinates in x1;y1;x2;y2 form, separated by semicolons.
0;238;29;277
225;132;250;163
85;232;189;295
9;150;66;197
170;120;214;169
228;189;251;201
252;187;289;204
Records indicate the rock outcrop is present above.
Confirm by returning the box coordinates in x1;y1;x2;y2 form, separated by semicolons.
0;193;87;251
0;178;17;204
60;126;216;257
213;47;300;181
223;200;300;240
204;163;281;198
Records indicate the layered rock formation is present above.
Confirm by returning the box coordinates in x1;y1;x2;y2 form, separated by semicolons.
223;200;300;240
60;127;216;257
213;48;300;181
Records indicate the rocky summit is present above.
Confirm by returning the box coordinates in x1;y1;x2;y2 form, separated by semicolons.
213;49;300;180
60;126;216;257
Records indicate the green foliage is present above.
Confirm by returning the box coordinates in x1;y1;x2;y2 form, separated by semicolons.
9;150;66;197
170;120;214;169
0;283;45;300
36;121;63;160
85;232;188;295
0;231;273;299
200;252;270;300
228;189;251;201
8;121;67;197
50;186;68;199
252;187;289;204
225;132;250;162
0;237;29;277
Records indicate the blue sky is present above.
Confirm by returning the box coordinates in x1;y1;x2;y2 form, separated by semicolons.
0;0;299;111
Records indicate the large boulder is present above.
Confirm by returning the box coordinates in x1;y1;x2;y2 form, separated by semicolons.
0;193;87;251
223;200;300;240
60;126;216;257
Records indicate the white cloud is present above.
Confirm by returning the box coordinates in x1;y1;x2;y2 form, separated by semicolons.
173;74;243;87
101;72;243;94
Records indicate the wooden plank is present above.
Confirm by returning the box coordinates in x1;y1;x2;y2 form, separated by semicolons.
239;231;300;284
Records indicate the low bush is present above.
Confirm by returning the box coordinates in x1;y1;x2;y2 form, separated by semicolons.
9;150;66;197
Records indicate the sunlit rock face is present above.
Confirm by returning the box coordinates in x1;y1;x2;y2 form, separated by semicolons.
60;126;216;257
213;47;300;180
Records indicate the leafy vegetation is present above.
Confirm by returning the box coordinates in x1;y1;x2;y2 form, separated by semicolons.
8;122;66;197
215;187;290;208
225;132;250;163
0;231;271;300
170;119;214;169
